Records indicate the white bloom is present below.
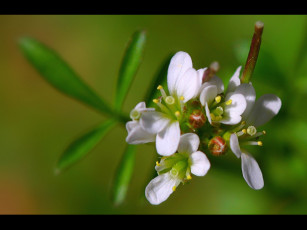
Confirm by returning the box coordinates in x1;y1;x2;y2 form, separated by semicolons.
145;133;210;205
226;66;256;121
199;66;247;125
125;102;156;144
229;94;282;190
140;51;204;156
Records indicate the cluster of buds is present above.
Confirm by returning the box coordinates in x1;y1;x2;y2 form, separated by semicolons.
125;21;282;205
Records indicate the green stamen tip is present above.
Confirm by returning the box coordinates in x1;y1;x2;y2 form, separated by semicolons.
130;109;140;120
215;106;224;116
247;125;257;136
165;96;175;105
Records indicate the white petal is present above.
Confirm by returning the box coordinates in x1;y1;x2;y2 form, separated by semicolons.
175;68;200;102
126;122;156;144
140;111;170;134
205;102;212;124
190;151;211;176
210;75;225;94
225;93;247;116
145;173;181;205
200;75;224;95
134;101;146;110
229;133;241;158
196;67;207;92
219;114;242;125
156;121;180;156
234;83;256;121
222;93;246;125
126;120;138;133
133;101;155;113
241;152;264;190
226;66;241;93
246;94;282;127
167;52;193;95
177;133;200;154
199;85;217;106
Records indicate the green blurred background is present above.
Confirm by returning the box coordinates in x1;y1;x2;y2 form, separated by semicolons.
0;15;307;214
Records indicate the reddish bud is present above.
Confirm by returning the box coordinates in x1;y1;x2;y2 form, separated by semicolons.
190;100;201;108
189;110;206;129
208;136;227;156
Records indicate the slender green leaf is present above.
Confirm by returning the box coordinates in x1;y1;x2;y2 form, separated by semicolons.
114;30;146;110
55;119;117;174
144;53;174;107
18;37;126;121
111;144;137;206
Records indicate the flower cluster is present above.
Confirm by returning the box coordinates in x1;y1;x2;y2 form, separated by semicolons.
126;51;281;205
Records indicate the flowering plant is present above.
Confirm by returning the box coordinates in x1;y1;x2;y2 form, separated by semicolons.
19;21;281;206
126;21;281;204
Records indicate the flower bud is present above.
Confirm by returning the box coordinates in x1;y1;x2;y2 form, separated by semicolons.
188;110;206;129
208;136;228;156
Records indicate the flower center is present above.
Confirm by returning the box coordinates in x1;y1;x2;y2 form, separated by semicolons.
209;95;232;122
156;152;191;182
153;85;185;121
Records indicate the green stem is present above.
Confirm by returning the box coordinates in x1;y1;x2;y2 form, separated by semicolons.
240;21;264;84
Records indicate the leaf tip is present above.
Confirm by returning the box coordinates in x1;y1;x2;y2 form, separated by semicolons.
18;36;34;49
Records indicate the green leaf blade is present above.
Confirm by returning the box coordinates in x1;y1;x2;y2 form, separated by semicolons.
55;119;117;174
111;144;137;206
19;37;115;117
114;30;146;110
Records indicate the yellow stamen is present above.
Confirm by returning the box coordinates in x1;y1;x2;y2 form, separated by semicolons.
242;129;247;134
172;186;176;192
175;111;181;118
210;113;216;120
187;175;192;180
258;141;263;146
262;130;266;135
215;115;222;121
225;99;232;105
215;95;221;103
157;85;163;90
180;96;185;101
153;99;159;104
156;161;160;166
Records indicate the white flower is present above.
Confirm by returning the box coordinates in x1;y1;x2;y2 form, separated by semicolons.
199;66;247;125
140;51;204;156
226;66;256;121
229;94;282;190
145;133;210;205
125;102;156;144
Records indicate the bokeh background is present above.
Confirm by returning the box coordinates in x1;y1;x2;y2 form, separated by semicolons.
0;15;307;214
